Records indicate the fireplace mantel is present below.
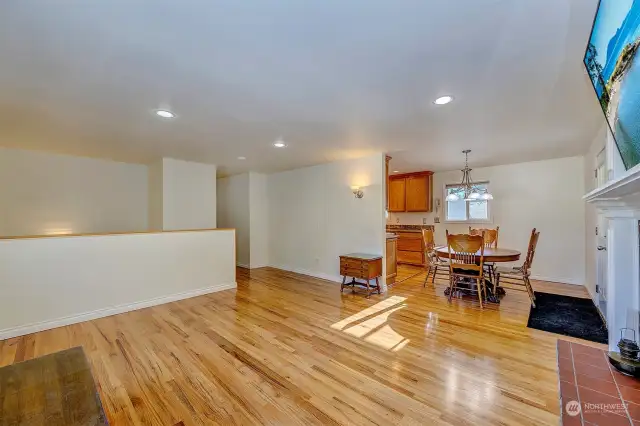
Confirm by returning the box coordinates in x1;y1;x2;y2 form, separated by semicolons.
585;164;640;212
584;164;640;351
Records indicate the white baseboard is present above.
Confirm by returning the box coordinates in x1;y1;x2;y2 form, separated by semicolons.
530;275;582;286
0;282;237;340
269;264;343;284
237;263;269;269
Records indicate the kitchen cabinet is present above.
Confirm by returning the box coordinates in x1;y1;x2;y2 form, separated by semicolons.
395;231;425;266
386;235;398;285
388;178;406;212
388;171;433;213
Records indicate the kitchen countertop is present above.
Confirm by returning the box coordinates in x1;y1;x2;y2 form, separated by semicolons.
386;233;398;239
386;225;434;233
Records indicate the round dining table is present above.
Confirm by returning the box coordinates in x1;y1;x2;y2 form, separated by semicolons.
434;246;521;263
434;246;521;303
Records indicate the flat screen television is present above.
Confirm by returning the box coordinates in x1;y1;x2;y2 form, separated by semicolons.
584;0;640;170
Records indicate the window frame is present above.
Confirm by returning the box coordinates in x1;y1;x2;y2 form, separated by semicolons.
443;182;493;224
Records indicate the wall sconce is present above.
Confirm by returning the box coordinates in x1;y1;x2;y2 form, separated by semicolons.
351;186;364;199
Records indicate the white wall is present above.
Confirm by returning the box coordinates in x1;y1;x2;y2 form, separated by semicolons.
216;172;269;268
161;158;217;230
0;229;236;339
217;173;250;266
268;154;386;283
0;147;148;237
148;160;164;231
249;172;269;268
389;156;586;285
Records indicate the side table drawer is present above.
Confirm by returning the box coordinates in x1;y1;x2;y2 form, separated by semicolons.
341;258;365;269
340;266;366;278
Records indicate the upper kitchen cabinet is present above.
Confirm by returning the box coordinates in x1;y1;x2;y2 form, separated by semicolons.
388;171;433;213
388;178;406;212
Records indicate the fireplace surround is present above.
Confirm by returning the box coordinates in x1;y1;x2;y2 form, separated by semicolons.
585;165;640;352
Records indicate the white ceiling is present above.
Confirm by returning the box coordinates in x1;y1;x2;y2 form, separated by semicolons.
0;0;606;176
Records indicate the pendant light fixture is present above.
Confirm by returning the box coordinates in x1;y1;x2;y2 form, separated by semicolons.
445;150;494;202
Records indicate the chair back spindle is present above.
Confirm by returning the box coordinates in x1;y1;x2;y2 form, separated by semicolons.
523;228;540;272
422;228;436;251
469;226;499;249
446;231;485;272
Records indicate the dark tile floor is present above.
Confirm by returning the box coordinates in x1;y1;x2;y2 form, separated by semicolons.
558;340;640;425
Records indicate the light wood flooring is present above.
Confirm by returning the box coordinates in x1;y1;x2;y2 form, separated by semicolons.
0;267;602;425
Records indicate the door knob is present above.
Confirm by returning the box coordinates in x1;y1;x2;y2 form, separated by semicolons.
597;246;607;251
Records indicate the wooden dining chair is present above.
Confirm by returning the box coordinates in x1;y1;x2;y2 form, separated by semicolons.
469;226;499;282
446;231;486;309
469;226;499;247
495;228;540;307
422;228;449;286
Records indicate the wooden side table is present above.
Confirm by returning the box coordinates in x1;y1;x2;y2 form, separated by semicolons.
339;253;383;297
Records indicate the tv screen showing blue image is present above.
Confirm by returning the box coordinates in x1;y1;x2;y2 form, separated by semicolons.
585;0;640;170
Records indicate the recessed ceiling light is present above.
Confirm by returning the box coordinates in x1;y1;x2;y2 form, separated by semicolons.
155;109;175;118
433;96;454;105
237;156;246;160
273;139;286;148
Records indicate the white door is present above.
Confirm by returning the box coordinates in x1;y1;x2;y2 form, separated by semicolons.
596;215;608;318
595;147;608;318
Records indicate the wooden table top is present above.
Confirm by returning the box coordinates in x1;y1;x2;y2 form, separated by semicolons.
435;246;521;262
340;253;383;261
0;346;108;426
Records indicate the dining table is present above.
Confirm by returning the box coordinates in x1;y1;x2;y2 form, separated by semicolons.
434;246;521;303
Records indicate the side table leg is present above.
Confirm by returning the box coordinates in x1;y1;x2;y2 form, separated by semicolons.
365;279;371;298
341;275;346;293
375;277;381;295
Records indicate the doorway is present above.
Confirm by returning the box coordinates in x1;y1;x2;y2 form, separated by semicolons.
595;147;608;319
596;215;608;319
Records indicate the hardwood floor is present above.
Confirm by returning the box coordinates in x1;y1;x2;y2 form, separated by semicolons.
393;264;425;284
0;267;602;425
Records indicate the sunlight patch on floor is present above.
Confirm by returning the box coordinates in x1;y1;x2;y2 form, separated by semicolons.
331;296;409;351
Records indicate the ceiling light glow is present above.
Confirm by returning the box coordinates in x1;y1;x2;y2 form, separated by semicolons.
155;110;175;118
237;156;246;160
433;96;454;105
273;140;286;148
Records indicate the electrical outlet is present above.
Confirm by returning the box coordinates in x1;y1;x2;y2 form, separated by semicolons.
434;217;440;223
422;218;427;225
396;218;400;224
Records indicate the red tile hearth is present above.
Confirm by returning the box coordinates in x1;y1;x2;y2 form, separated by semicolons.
557;340;640;425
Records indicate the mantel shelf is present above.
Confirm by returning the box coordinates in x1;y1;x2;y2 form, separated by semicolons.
584;164;640;213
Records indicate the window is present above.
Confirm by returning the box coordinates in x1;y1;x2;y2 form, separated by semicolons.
444;182;491;223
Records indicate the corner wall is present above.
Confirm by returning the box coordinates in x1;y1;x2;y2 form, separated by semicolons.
217;174;251;267
148;158;217;231
216;172;269;268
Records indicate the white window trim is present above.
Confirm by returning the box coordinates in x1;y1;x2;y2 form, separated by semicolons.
443;182;493;224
